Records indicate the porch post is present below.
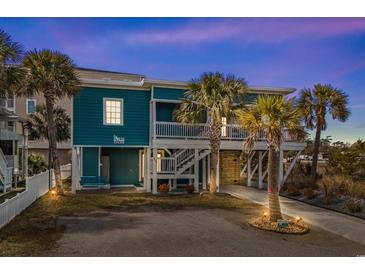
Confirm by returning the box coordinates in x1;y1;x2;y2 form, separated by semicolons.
278;148;284;190
152;148;158;194
258;151;263;189
143;148;149;191
146;148;151;192
71;147;78;194
202;156;207;190
194;149;199;193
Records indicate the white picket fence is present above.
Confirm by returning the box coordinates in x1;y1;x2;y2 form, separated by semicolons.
60;163;72;180
0;170;56;229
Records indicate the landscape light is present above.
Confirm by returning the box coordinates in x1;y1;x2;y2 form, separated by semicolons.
263;212;268;217
51;189;56;196
295;216;302;222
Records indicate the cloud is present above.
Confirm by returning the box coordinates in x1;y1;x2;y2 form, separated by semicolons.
123;18;365;45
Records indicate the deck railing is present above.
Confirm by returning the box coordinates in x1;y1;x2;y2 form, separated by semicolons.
155;121;301;142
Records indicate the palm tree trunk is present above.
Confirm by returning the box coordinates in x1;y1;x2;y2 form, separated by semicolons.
310;125;322;191
44;96;63;194
267;145;282;221
208;119;221;193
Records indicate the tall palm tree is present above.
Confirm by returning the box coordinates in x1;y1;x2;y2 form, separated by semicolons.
174;72;247;193
298;84;350;192
26;104;71;142
236;96;305;221
21;49;80;194
0;29;24;97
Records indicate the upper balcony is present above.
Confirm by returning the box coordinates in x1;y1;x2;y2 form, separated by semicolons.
153;121;306;150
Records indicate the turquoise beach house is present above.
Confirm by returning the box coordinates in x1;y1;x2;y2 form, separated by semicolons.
71;68;306;194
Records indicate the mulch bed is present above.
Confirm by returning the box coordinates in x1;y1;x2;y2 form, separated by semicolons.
249;216;310;235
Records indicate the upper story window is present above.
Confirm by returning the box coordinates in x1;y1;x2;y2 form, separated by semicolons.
0;97;15;111
221;116;227;137
26;99;37;114
103;98;123;125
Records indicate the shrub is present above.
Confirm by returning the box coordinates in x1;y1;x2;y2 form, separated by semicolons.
286;183;301;196
318;175;344;204
342;177;365;199
185;184;194;194
158;183;169;193
346;198;363;213
28;154;48;176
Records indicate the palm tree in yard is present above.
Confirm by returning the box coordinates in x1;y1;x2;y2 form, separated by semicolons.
236;96;305;221
21;49;80;194
174;72;247;193
0;30;24;97
298;84;350;194
26;104;71;143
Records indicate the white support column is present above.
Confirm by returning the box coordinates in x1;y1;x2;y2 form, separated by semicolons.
216;151;220;192
172;179;177;190
194;149;199;193
283;150;302;183
71;147;78;194
152;148;158;194
278;148;284;189
202;156;207;190
146;148;151;192
258;151;263;189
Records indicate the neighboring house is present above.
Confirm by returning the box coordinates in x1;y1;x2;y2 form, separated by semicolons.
0;98;27;192
15;94;72;165
71;68;306;194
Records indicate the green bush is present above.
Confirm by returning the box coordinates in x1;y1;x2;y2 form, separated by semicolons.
28;154;48;176
346;198;363;213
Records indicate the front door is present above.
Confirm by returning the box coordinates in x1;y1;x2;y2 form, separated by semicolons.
100;156;110;184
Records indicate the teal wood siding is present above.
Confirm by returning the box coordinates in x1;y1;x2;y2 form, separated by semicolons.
73;87;150;146
156;102;178;122
82;147;99;177
102;148;140;186
153;87;187;101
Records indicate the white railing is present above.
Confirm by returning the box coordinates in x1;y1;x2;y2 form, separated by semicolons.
0;128;23;141
0;149;12;190
0;170;55;229
159;157;175;173
155;122;250;140
175;149;194;168
155;122;301;142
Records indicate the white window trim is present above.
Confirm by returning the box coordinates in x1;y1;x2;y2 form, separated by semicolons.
103;98;124;126
26;99;37;115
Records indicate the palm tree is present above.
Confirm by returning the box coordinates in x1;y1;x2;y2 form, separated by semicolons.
174;72;247;193
236;96;305;221
26;104;71;142
298;84;350;193
0;29;24;97
20;49;80;194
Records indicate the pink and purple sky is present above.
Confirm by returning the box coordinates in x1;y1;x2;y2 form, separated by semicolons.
1;18;364;142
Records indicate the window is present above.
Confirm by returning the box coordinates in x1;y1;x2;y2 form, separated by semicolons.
26;99;37;114
103;98;123;125
221;117;227;137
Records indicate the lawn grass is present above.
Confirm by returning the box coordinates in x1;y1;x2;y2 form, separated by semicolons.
0;189;257;256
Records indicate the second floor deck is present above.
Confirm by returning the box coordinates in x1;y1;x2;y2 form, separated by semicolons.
153;121;306;150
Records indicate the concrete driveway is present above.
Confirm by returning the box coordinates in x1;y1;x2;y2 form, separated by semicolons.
50;207;365;256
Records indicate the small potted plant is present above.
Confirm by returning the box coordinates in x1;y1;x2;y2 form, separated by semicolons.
186;184;194;194
158;183;169;194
